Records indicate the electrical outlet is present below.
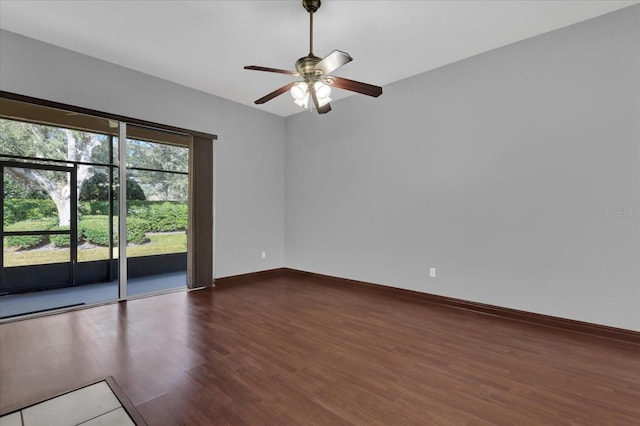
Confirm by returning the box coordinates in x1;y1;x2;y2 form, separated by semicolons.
429;267;436;278
261;251;267;259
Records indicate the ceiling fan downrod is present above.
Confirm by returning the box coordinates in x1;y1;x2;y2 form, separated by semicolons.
303;0;321;56
295;0;323;81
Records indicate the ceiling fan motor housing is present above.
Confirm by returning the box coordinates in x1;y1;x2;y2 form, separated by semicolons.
303;0;321;13
295;55;322;81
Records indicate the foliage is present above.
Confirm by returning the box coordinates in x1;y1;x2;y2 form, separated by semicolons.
4;175;48;199
49;225;71;248
6;199;187;245
130;170;188;203
0;118;110;163
78;200;112;216
0;118;110;226
78;200;187;232
80;200;123;216
78;215;147;246
5;220;73;249
128;139;188;173
78;173;111;202
5;219;56;249
125;176;147;200
128;138;188;202
126;217;148;244
3;199;57;226
79;173;146;201
79;216;111;246
128;202;188;232
1;119;188;228
4;232;186;267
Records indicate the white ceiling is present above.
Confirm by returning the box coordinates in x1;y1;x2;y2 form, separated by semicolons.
1;0;638;117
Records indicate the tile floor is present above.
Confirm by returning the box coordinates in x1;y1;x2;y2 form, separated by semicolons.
0;382;135;426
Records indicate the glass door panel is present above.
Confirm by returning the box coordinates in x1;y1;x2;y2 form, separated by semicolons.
124;125;189;297
76;162;120;300
2;163;72;272
0;108;121;318
1;162;76;317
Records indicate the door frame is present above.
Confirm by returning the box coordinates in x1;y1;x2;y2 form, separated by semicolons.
1;161;77;292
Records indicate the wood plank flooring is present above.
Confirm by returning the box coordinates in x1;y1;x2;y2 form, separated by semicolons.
1;272;639;425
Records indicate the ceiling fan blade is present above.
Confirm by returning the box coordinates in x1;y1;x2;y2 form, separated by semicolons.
328;76;383;97
244;65;297;75
254;82;297;104
314;50;353;76
310;85;331;114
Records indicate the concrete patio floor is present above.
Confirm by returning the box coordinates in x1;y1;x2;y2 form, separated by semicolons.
0;271;186;319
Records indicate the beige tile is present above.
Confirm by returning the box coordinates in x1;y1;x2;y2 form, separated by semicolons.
78;408;135;426
0;411;22;426
22;382;121;426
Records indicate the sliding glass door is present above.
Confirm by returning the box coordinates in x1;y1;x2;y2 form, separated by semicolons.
0;110;121;317
0;98;192;318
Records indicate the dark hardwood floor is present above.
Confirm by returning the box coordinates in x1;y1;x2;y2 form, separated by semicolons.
1;272;639;425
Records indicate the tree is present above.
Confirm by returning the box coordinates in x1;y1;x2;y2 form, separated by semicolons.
127;139;188;202
79;173;146;201
1;119;107;226
2;119;189;227
3;174;48;199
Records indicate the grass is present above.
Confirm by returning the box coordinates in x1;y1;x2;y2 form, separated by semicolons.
3;232;187;267
129;232;187;257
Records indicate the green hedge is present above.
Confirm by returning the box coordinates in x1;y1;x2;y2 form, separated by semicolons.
6;216;152;249
80;201;187;232
3;199;57;226
4;219;56;249
79;215;147;246
49;226;71;248
5;200;186;248
5;199;187;232
79;216;110;246
125;217;147;244
130;202;188;232
6;221;73;249
79;201;113;216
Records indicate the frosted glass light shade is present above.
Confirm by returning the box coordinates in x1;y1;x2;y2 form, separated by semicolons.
314;81;331;107
314;81;331;99
291;82;310;108
291;82;308;100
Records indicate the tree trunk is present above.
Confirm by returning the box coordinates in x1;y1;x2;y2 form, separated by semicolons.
66;129;100;207
6;129;103;227
51;192;71;227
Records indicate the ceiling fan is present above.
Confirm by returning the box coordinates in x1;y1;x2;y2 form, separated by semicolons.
244;0;383;114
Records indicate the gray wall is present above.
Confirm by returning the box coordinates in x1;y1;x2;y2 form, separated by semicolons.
285;6;640;331
0;30;285;278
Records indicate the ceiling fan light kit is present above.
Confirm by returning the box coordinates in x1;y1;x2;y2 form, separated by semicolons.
244;0;383;114
291;81;331;108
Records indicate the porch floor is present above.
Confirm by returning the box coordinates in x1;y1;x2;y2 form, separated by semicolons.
0;271;186;319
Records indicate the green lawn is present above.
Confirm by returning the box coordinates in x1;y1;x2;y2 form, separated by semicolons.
4;232;187;267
